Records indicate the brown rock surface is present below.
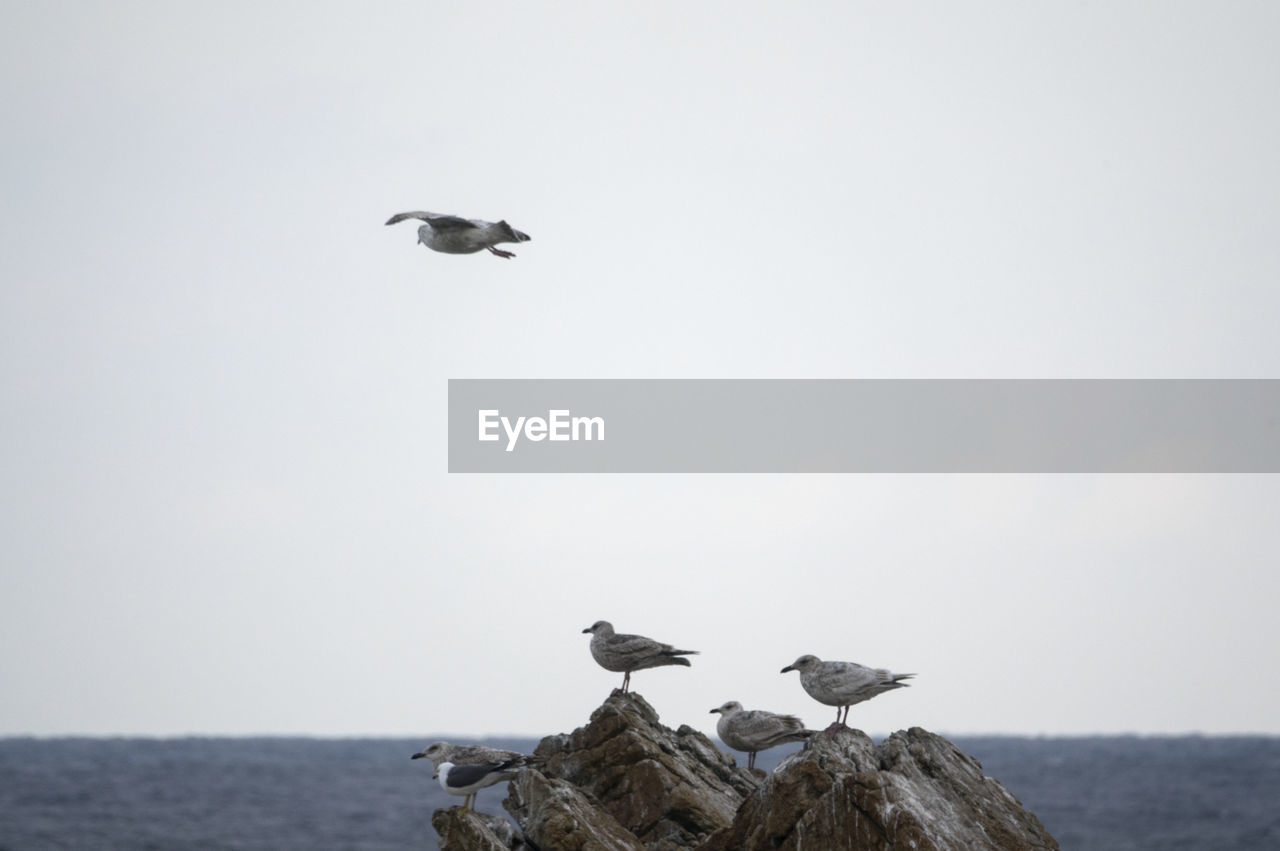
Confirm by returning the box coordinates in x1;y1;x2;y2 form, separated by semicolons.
508;693;755;850
431;807;519;850
699;726;1059;851
506;770;646;851
431;693;1058;851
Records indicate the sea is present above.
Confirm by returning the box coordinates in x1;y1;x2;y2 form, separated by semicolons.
1;735;1277;850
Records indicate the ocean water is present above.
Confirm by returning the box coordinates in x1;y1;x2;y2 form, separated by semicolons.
1;735;1277;850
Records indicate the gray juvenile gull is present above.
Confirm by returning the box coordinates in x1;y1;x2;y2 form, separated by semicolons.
410;741;527;770
710;700;814;771
781;654;914;731
583;620;698;694
385;211;531;258
433;758;523;811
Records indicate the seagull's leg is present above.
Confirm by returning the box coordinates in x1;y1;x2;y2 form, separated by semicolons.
487;246;516;258
748;752;756;771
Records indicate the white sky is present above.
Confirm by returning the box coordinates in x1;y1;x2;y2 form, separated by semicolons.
2;2;1278;738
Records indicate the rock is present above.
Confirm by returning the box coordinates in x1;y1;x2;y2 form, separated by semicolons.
432;806;522;850
699;726;1059;851
507;693;756;850
430;693;1058;851
506;770;646;850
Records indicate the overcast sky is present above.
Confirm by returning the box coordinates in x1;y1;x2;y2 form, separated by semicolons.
2;2;1278;739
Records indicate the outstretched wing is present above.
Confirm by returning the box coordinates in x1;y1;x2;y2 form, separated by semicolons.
386;211;437;225
385;211;480;230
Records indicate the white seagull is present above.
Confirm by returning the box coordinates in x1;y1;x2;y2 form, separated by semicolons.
433;759;524;811
583;620;698;694
710;700;813;771
781;654;914;731
385;211;531;258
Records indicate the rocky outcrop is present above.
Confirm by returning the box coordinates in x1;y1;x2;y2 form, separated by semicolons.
507;693;754;850
506;772;645;851
431;692;1058;851
432;807;525;850
700;726;1058;850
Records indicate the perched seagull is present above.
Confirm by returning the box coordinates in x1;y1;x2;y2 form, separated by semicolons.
781;654;914;732
433;759;523;811
385;211;531;258
710;701;814;771
411;741;528;779
583;620;698;694
411;741;526;768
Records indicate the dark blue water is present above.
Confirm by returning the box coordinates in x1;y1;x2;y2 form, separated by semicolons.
1;736;1277;850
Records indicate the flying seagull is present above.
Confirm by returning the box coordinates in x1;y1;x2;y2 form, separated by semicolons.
385;211;531;258
781;654;914;732
583;620;698;694
710;700;814;771
433;759;524;811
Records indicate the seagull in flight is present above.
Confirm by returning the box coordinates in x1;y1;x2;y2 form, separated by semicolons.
385;211;531;258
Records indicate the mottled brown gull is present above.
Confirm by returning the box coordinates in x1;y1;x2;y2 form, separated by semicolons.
433;759;523;811
781;654;914;731
385;211;531;258
583;620;698;694
410;741;527;770
710;700;814;771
